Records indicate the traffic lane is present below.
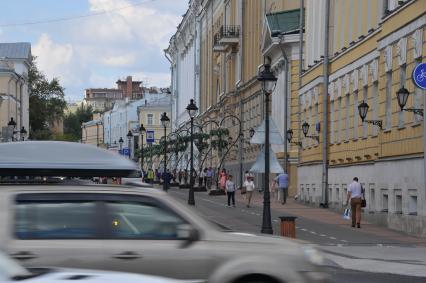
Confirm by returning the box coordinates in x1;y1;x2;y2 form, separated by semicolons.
168;189;414;246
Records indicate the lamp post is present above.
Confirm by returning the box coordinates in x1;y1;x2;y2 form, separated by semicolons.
20;127;27;141
7;117;16;142
186;99;198;205
118;137;124;154
396;86;424;116
358;101;383;129
139;124;146;170
160;112;170;191
127;131;133;159
257;63;277;234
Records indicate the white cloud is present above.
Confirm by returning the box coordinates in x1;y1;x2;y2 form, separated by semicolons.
99;54;136;67
32;33;74;80
133;71;170;88
84;0;182;49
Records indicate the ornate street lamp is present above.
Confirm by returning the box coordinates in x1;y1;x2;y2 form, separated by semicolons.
118;137;124;153
301;122;320;143
186;99;198;205
257;62;277;235
7;117;16;142
358;101;383;129
160;112;170;192
20;127;27;141
396;86;423;116
139;124;146;170
127;131;133;159
286;129;302;147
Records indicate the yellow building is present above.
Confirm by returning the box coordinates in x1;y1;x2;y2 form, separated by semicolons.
81;116;103;146
0;43;31;142
297;0;425;236
137;99;172;169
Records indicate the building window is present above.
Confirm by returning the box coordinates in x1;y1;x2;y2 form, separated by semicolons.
353;91;359;139
362;86;368;138
330;101;335;144
337;97;342;143
385;71;392;130
372;82;379;136
345;94;350;141
314;103;319;146
398;64;406;128
147;114;153;126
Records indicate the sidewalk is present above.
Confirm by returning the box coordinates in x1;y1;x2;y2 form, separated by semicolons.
232;190;426;246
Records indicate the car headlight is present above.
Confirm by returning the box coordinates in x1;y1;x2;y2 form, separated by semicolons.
303;247;324;266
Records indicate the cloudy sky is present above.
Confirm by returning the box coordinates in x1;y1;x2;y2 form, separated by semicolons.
0;0;188;102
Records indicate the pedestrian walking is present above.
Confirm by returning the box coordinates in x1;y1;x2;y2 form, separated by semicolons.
225;175;236;207
274;172;289;205
243;176;255;208
219;168;227;191
346;177;363;228
147;168;154;184
199;168;205;187
203;168;208;187
206;167;213;190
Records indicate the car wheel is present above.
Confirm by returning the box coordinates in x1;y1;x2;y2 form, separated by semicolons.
234;274;282;283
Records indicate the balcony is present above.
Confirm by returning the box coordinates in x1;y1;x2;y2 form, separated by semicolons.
213;25;240;52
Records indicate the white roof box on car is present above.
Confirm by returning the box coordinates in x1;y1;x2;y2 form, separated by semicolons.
0;141;139;177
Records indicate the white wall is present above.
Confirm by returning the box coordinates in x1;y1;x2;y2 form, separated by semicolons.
305;0;326;68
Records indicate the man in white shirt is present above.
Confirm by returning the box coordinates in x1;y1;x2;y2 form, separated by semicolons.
346;177;363;228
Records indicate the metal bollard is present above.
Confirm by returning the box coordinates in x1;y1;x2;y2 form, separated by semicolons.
279;216;297;238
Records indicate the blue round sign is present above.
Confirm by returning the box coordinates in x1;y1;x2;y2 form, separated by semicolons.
412;62;426;90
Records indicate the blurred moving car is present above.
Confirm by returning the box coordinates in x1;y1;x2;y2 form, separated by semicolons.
0;142;329;283
0;251;199;283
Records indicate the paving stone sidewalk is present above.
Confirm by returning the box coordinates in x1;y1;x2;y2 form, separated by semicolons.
224;189;426;246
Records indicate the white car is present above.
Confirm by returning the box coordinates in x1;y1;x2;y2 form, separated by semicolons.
0;141;329;283
0;251;198;283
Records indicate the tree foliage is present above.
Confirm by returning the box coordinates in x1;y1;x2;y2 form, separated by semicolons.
63;104;94;142
29;56;67;140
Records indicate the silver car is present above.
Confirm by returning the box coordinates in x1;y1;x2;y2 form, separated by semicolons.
0;142;328;283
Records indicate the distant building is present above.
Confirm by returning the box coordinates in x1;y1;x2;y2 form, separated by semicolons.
81;113;103;146
84;88;122;113
84;76;145;113
116;76;143;100
0;42;31;142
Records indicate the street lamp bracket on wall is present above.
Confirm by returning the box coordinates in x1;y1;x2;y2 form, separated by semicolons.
301;122;320;143
396;86;424;117
358;101;383;130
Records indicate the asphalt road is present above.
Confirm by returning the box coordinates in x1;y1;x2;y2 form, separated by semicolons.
168;188;426;283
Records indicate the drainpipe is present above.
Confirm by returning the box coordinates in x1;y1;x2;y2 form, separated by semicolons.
298;0;304;166
321;0;330;208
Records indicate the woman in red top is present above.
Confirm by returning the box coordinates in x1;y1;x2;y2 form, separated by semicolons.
219;168;227;191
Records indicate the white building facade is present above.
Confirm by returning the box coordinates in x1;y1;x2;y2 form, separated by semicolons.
165;0;201;129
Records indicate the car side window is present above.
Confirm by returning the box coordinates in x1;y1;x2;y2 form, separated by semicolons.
106;201;187;239
15;201;98;239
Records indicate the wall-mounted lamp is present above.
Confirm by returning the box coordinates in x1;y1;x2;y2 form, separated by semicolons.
358;101;383;129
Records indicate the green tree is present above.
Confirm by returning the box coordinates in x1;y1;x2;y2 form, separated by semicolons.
63;103;94;142
29;56;67;140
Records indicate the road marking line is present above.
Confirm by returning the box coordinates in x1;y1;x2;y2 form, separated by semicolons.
340;240;348;243
329;237;337;240
310;231;317;235
301;228;308;231
320;234;327;237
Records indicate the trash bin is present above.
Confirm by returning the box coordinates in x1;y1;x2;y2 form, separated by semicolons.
279;216;297;238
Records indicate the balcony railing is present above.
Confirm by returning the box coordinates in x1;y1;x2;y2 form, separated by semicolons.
213;25;240;52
